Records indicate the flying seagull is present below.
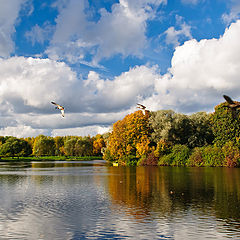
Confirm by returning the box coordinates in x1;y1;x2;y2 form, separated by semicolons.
223;95;240;118
51;101;65;117
136;103;149;115
137;103;146;110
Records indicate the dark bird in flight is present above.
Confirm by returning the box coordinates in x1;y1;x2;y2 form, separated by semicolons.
136;103;146;110
223;95;240;118
223;95;240;109
136;103;149;115
51;101;65;117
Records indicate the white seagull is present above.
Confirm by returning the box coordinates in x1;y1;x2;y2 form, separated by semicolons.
51;101;65;117
136;103;148;115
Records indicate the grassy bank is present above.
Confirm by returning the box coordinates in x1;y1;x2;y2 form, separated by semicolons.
0;156;103;162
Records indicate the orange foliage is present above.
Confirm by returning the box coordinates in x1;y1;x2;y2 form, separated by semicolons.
106;110;152;162
59;146;65;156
136;135;152;158
154;139;172;157
93;137;105;155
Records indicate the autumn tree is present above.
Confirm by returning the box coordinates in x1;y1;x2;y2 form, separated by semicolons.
154;139;172;158
93;134;106;156
104;110;152;165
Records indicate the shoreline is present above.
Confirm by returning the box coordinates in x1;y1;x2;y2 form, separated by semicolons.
0;156;103;162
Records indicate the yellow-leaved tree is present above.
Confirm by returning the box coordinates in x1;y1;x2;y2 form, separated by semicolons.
93;134;106;156
103;110;152;165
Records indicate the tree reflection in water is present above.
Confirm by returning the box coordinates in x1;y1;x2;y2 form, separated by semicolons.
107;166;240;228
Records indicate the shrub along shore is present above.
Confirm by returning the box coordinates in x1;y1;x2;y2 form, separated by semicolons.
140;142;239;167
0;100;240;167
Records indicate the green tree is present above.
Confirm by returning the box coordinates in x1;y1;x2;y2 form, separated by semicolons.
75;137;93;156
188;112;214;147
150;110;213;148
158;144;191;166
210;101;240;146
24;137;35;149
0;137;32;157
54;136;65;155
33;135;56;156
63;137;78;156
0;136;5;145
150;110;192;145
201;145;224;167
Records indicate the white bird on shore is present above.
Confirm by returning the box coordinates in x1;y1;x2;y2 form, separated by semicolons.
51;101;65;117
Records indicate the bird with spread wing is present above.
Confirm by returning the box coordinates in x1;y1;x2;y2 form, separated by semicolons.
136;103;146;110
136;103;149;115
51;102;65;117
223;95;240;118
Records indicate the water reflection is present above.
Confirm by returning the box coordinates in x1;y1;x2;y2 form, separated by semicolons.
0;162;239;239
107;166;240;237
31;160;106;169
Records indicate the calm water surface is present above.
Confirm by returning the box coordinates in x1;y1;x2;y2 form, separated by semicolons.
0;160;239;239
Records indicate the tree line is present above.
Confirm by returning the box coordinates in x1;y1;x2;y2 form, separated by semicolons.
103;100;240;167
0;134;105;158
1;99;240;167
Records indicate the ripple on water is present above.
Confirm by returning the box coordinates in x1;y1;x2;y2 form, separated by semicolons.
0;163;239;239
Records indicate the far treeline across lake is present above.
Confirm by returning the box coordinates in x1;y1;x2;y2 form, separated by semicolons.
1;98;240;167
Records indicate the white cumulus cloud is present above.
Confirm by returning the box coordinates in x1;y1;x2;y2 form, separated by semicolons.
148;20;240;113
2;20;240;137
222;0;240;25
164;15;192;47
51;125;110;137
0;0;28;57
0;57;77;112
0;125;47;138
46;0;166;65
83;65;158;111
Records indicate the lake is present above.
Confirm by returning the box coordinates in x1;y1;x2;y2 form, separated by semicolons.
0;160;239;239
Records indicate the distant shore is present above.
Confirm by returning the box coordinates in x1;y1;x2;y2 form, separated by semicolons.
0;156;103;162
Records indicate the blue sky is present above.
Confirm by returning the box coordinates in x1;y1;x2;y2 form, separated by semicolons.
15;0;229;76
0;0;240;137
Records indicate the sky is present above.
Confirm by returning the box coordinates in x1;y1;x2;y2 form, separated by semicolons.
0;0;240;138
